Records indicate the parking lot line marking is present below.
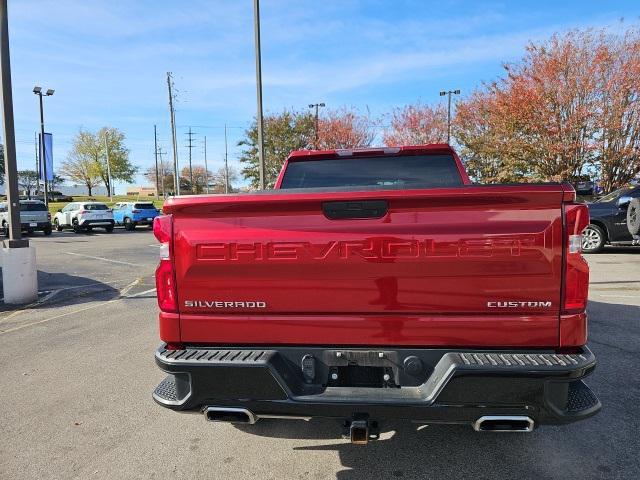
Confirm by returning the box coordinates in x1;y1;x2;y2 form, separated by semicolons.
0;279;141;336
125;287;157;298
66;252;143;267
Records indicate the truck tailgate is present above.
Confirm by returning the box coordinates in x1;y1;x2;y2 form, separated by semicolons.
167;185;565;347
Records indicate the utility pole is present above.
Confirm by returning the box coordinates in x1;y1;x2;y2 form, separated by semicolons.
439;89;460;144
166;72;179;195
185;126;194;191
1;0;38;304
153;124;159;199
203;135;209;194
308;103;325;149
104;131;113;200
224;123;229;194
253;0;266;189
157;147;166;197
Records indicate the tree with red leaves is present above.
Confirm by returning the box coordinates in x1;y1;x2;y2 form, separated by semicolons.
317;107;376;150
383;103;448;146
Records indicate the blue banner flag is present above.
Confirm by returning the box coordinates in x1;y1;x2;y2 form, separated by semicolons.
39;132;54;182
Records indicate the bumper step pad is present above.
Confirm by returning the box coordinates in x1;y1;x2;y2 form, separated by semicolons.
567;381;600;413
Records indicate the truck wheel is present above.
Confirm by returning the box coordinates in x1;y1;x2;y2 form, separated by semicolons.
582;224;605;253
54;219;63;232
72;219;80;233
105;224;114;233
628;198;640;235
43;225;52;236
86;226;93;233
1;221;7;236
124;217;135;231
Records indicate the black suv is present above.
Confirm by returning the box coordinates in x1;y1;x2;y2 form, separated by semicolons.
583;185;640;253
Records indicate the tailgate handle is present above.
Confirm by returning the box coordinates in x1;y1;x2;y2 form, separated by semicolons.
322;200;388;220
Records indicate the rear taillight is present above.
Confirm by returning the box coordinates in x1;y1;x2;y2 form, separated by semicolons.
153;215;177;313
563;204;589;314
47;212;51;221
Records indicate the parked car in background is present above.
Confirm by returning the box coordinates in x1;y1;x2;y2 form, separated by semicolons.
53;202;114;233
0;199;52;236
113;202;159;230
574;178;595;196
583;184;640;253
48;191;73;202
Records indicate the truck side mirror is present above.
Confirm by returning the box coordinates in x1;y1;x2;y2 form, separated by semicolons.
57;209;62;213
617;195;632;208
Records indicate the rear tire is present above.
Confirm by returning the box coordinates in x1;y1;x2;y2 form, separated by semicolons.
582;224;605;253
43;225;52;236
72;218;80;233
628;198;640;235
105;224;114;233
54;218;63;232
86;226;93;233
1;221;7;237
124;217;135;231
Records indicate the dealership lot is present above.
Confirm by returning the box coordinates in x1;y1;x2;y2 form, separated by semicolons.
0;233;638;480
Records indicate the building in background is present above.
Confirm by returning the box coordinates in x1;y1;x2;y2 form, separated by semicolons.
125;185;157;197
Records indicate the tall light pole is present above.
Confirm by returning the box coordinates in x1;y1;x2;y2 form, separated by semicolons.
253;0;266;189
33;85;54;206
308;102;325;150
2;0;38;305
104;131;113;200
439;89;460;144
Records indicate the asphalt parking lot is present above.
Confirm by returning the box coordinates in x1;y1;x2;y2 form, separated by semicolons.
0;232;638;480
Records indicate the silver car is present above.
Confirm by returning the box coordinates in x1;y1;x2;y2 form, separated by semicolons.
0;199;52;236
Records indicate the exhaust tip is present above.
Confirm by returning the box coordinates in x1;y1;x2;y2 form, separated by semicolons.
473;416;534;433
204;407;257;424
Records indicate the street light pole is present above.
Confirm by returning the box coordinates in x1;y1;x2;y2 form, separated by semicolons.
253;0;266;190
1;0;37;305
104;131;112;201
33;86;54;206
308;102;325;149
0;0;24;247
439;89;460;144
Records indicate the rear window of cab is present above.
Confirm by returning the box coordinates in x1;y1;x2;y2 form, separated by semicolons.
134;203;156;210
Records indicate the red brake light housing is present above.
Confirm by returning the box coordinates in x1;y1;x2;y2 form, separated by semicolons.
153;214;177;313
562;203;589;314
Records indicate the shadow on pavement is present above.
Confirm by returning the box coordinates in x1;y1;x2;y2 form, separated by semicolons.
0;270;120;313
232;299;639;479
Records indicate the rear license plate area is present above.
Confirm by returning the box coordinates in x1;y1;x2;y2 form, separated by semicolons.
329;366;385;388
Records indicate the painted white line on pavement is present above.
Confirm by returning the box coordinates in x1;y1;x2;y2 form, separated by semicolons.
66;252;143;267
0;279;141;336
125;287;156;298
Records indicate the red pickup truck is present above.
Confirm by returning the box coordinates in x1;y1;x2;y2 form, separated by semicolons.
152;144;600;442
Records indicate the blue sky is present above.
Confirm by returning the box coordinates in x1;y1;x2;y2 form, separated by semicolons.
7;0;640;191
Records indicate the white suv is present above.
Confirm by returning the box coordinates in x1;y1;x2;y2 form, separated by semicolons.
53;202;114;233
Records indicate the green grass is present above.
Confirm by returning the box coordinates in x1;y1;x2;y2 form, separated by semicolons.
48;195;165;215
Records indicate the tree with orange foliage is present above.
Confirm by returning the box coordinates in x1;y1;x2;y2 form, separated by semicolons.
317;107;376;150
383;103;448;146
455;26;640;189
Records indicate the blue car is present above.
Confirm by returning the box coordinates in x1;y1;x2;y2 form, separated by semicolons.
113;201;160;230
